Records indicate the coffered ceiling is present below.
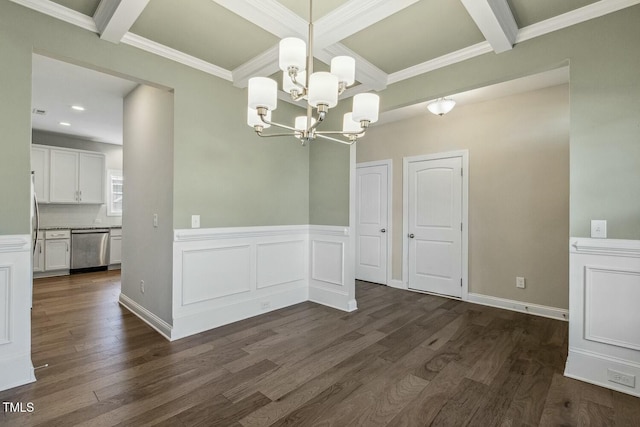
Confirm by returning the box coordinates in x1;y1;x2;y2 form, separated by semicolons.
15;0;640;102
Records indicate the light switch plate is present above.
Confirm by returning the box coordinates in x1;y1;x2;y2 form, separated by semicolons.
191;215;200;229
591;220;607;238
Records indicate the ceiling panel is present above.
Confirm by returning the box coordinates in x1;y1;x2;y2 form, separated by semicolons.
129;0;279;70
507;0;599;27
340;0;485;74
50;0;101;16
277;0;351;20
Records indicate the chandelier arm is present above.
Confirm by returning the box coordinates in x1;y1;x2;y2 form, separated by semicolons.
306;110;326;134
315;133;356;146
289;70;308;92
258;112;299;132
315;129;365;137
256;130;298;138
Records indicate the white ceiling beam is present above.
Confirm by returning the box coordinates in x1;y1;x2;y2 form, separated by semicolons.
212;0;307;38
231;45;280;88
221;0;391;90
316;44;387;91
314;0;420;49
460;0;517;53
93;0;150;44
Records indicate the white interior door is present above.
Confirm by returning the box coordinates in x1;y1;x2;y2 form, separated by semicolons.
356;163;389;284
408;156;462;297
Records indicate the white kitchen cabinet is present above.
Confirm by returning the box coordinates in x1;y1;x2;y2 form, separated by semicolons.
44;230;70;271
49;148;105;204
33;238;44;272
109;229;122;265
31;146;50;203
78;153;106;203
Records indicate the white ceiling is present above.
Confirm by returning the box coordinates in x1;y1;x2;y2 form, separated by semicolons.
31;54;138;145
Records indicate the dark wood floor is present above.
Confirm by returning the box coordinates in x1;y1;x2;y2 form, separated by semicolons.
1;271;638;426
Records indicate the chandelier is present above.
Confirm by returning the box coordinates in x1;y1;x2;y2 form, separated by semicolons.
246;0;380;146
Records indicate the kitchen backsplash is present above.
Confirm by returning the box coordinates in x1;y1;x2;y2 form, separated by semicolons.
38;203;122;228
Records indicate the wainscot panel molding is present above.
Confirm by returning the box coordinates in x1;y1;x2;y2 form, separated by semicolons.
170;225;354;340
565;238;640;397
0;235;35;392
309;226;357;312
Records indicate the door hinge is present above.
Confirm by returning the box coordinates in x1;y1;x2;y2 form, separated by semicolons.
461;168;463;176
460;222;463;232
460;278;463;287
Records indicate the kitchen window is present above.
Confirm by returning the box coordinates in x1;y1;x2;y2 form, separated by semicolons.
107;169;123;216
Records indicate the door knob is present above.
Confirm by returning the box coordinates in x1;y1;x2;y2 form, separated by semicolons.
380;228;386;233
408;233;415;238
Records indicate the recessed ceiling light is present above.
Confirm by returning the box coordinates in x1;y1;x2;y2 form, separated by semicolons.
59;122;71;126
71;105;85;111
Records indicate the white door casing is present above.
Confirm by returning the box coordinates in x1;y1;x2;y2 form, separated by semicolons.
356;161;391;285
404;151;468;299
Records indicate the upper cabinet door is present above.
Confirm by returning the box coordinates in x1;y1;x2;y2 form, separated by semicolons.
78;153;105;204
49;149;79;203
31;146;50;203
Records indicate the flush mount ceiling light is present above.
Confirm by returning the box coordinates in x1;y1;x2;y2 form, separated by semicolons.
59;121;71;126
427;98;456;116
246;0;380;146
71;105;85;111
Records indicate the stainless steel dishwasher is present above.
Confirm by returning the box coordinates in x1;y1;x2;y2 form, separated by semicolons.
71;229;110;273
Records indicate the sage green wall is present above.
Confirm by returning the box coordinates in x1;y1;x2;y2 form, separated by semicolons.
122;85;174;324
308;103;351;226
0;1;309;236
376;7;640;239
358;85;570;309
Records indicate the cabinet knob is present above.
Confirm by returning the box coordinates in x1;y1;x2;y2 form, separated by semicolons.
380;228;386;233
408;233;415;238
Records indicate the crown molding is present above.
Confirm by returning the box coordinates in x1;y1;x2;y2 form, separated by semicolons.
9;0;97;32
121;33;233;81
388;42;493;85
516;0;640;43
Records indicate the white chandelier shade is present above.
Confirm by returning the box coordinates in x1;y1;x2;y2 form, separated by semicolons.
279;38;306;72
246;0;380;145
248;77;278;111
427;98;456;116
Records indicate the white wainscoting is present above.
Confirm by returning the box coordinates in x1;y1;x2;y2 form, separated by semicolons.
309;226;357;312
565;238;640;397
170;225;353;340
0;235;35;392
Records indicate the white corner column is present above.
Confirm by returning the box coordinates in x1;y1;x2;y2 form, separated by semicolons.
565;238;640;397
0;235;35;392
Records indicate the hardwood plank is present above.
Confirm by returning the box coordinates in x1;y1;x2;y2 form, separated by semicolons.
2;274;637;426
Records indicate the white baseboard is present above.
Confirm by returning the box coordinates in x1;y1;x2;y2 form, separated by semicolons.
171;286;308;340
118;294;173;341
308;285;356;312
467;293;568;321
565;349;640;398
388;279;407;290
0;353;35;392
